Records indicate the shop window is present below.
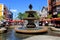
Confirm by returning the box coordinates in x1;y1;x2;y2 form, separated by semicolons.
56;6;60;12
52;12;58;18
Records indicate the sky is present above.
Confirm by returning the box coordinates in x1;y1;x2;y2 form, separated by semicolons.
0;0;48;19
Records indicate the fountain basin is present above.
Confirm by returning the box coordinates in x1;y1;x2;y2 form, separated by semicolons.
50;27;60;32
15;26;48;34
0;27;7;33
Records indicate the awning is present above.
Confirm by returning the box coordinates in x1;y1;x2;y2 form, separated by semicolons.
51;18;60;21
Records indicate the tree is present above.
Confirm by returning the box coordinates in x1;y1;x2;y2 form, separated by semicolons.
17;12;40;19
34;13;40;19
23;13;28;19
17;12;23;19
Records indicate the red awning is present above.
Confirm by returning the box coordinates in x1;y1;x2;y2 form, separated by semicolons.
9;20;14;23
43;19;51;22
51;18;60;21
8;20;24;23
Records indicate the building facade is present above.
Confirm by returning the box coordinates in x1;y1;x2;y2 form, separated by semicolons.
48;0;60;18
0;4;4;16
39;6;48;18
0;4;13;20
8;11;13;20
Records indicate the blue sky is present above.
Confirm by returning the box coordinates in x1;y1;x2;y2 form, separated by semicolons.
0;0;48;19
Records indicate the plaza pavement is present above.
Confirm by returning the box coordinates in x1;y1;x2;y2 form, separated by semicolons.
24;35;60;40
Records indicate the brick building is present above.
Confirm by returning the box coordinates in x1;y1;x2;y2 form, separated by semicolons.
48;0;60;18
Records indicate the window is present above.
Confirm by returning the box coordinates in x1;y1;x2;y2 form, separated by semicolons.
53;9;56;12
56;6;60;12
53;7;56;12
52;0;56;2
56;0;60;2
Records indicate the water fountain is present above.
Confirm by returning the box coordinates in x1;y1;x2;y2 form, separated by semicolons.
15;4;48;33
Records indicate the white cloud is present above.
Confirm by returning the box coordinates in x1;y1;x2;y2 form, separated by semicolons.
10;9;17;12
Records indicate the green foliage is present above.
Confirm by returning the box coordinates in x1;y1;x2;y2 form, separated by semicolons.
17;12;23;19
34;13;40;19
17;12;40;19
47;14;52;18
58;14;60;17
46;13;60;18
23;13;28;18
23;13;39;19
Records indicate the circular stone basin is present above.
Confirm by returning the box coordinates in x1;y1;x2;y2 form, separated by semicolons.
0;27;7;33
15;26;48;33
50;27;60;32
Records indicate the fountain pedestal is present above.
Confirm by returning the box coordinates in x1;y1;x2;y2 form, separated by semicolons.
24;17;37;28
23;7;37;28
27;20;35;28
